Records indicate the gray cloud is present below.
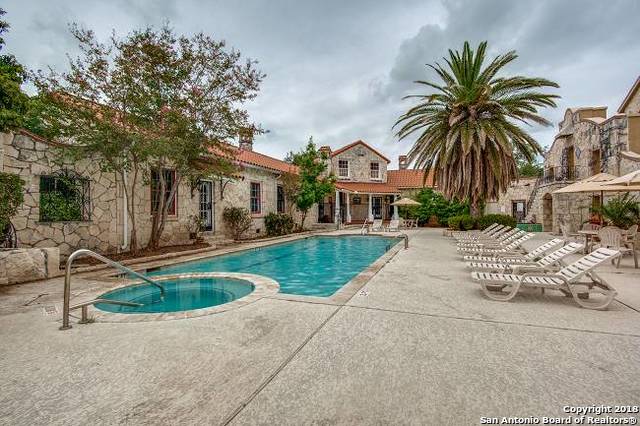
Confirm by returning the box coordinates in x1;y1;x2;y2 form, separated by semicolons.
2;0;639;165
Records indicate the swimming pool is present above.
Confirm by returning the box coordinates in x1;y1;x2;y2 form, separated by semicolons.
145;235;397;297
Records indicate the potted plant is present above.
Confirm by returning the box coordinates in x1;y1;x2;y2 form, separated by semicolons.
592;193;640;228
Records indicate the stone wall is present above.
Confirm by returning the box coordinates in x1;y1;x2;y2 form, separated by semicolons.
2;131;122;256
485;178;537;219
2;131;216;256
214;165;318;239
329;143;388;182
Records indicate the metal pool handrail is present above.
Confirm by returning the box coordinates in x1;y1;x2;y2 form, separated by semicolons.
399;233;409;249
60;249;165;330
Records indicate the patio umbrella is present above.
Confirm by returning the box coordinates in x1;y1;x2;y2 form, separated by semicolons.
390;197;421;206
552;172;633;225
602;169;640;188
552;173;617;194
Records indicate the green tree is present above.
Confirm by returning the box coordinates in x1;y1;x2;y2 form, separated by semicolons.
0;8;29;132
33;24;264;251
395;41;558;216
514;150;543;177
289;138;335;228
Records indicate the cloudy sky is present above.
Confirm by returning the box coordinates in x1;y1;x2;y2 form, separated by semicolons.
3;0;639;167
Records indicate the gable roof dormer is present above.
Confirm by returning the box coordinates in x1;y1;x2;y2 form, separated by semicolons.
330;140;390;163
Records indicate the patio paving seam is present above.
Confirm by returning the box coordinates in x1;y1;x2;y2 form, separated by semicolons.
220;303;343;425
260;297;640;338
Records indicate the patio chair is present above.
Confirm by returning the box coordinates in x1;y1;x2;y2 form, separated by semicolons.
386;219;400;232
465;242;583;272
458;233;533;255
590;226;638;268
463;238;564;264
370;219;384;232
560;223;580;243
471;247;620;310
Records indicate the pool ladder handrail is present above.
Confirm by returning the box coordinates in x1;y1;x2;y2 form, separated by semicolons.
60;249;165;331
399;233;409;249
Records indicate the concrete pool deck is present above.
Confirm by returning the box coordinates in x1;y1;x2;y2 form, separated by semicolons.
1;228;639;425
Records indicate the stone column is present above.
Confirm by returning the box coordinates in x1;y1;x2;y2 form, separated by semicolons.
393;194;399;220
334;189;341;224
368;194;373;221
346;193;351;223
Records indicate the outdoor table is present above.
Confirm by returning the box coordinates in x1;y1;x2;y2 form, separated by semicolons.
577;229;599;253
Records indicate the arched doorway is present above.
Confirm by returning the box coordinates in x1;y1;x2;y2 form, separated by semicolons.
542;193;553;232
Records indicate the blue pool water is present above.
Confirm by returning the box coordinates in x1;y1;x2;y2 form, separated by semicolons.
95;277;253;313
146;235;396;297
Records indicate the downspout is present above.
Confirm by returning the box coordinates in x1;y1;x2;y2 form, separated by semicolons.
121;169;129;250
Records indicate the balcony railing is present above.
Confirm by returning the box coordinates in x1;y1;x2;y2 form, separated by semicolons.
542;166;579;184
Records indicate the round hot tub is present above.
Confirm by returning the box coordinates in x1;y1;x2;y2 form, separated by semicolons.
95;276;254;314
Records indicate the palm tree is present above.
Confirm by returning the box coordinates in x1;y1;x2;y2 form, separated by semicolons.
395;41;559;216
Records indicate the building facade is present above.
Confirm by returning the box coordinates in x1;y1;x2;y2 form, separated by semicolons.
487;76;640;232
0;130;318;256
317;141;433;224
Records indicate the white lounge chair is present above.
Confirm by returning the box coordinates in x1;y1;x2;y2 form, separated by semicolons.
454;224;507;241
453;223;501;240
386;219;400;232
466;242;583;272
471;247;620;310
457;230;526;249
457;233;534;255
457;227;519;245
463;238;564;264
370;219;383;232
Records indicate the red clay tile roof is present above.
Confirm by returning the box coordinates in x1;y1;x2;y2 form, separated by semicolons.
386;169;435;188
330;140;390;163
209;143;298;174
335;181;399;194
234;148;298;174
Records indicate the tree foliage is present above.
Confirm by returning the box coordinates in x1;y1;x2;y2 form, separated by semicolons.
0;8;29;132
288;138;335;227
32;24;264;250
395;41;558;216
0;171;24;234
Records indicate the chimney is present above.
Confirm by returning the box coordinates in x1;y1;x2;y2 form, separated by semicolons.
238;128;253;151
319;145;332;157
398;155;408;170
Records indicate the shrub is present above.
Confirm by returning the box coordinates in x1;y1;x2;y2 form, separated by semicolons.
460;215;476;231
265;212;295;236
222;207;253;240
448;214;477;230
476;214;517;230
413;188;469;227
0;172;24;233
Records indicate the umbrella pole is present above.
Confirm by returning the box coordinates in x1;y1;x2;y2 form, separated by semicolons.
600;190;604;226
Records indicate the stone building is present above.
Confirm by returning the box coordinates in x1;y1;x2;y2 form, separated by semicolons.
489;75;640;232
0;129;317;257
317;140;434;224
